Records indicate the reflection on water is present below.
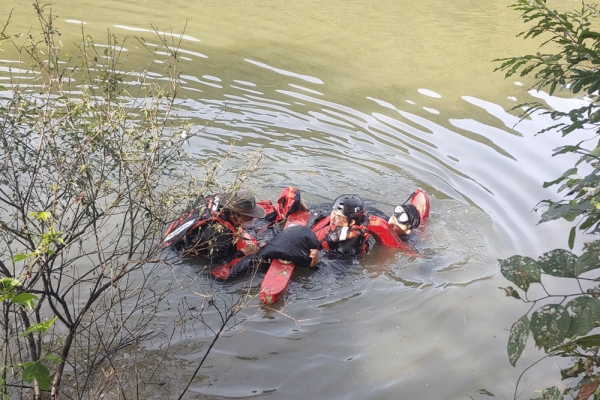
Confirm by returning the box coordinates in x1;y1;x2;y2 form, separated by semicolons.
2;2;592;398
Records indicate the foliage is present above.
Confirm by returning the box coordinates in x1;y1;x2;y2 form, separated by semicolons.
496;0;600;399
0;2;262;399
495;0;600;249
0;277;57;393
500;247;600;360
500;247;600;399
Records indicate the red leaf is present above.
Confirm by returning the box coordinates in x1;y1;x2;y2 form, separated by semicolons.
578;379;600;400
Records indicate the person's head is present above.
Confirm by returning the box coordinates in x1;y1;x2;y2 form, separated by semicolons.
388;204;420;235
330;194;365;227
220;189;266;226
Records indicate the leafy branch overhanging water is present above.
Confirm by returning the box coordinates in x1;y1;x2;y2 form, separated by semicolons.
0;3;267;399
495;1;600;399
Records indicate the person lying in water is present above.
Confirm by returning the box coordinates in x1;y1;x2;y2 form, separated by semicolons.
163;189;267;262
163;187;320;273
367;199;422;236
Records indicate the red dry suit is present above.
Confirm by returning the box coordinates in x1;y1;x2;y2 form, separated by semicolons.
164;187;306;267
258;186;306;223
310;213;371;257
162;195;258;263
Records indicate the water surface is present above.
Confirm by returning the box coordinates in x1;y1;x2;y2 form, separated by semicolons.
3;1;588;398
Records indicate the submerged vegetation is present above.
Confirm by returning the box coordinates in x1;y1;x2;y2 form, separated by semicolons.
496;0;600;398
0;3;262;398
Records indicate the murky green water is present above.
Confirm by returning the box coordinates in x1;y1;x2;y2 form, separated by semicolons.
3;1;589;398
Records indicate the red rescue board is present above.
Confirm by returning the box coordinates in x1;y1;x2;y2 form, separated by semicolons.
259;210;310;305
412;188;430;221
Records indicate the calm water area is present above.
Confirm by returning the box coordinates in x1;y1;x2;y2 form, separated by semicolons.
3;1;593;399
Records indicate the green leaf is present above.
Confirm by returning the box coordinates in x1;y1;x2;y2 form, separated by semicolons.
30;211;51;222
12;253;30;262
530;304;571;350
573;334;600;348
510;287;521;300
579;212;600;232
539;203;573;223
566;296;600;336
538;249;577;277
499;286;522;300
21;361;51;391
568;226;575;250
576;241;600;275
19;317;57;338
543;168;578;188
12;293;38;309
0;278;21;292
560;360;585;380
499;255;541;291
43;354;62;363
579;29;600;42
508;315;530;366
552;146;581;157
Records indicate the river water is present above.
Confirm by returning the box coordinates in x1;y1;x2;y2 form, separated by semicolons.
4;1;592;399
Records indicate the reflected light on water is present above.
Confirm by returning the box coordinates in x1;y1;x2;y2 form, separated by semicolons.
2;52;589;286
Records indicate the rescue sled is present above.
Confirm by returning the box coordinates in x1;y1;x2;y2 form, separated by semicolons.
259;210;310;305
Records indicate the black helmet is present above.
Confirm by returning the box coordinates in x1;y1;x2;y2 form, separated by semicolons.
332;194;365;222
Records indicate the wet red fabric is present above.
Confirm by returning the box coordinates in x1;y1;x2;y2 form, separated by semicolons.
310;215;370;256
257;186;304;223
